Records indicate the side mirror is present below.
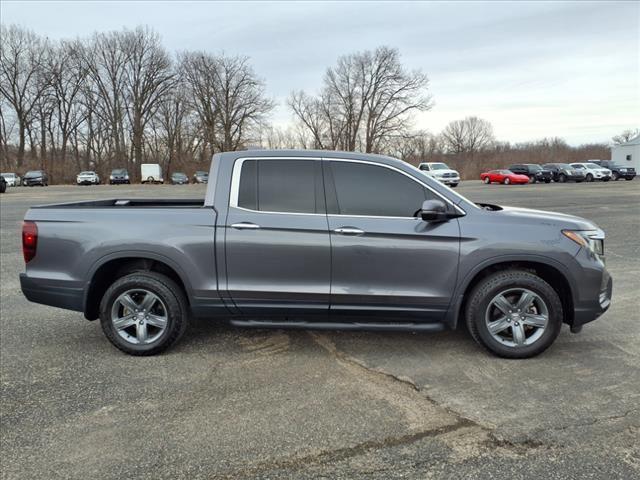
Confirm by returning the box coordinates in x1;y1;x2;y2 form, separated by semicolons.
420;199;448;222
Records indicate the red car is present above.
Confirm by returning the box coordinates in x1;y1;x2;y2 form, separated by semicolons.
480;169;530;185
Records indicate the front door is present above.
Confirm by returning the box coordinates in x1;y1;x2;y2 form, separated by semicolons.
225;157;330;315
324;159;461;322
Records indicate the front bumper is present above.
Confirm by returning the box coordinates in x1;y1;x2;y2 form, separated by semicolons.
24;179;44;185
20;274;84;312
435;176;460;186
110;178;129;184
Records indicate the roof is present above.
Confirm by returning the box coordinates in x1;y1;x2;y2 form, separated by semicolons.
616;134;640;146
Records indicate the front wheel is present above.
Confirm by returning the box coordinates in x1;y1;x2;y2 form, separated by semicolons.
544;179;551;183
586;173;594;182
483;177;490;184
559;174;567;183
612;172;619;181
503;177;511;185
99;272;189;355
450;183;458;188
465;270;563;358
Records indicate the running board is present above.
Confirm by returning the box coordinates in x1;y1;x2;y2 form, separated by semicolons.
229;319;445;332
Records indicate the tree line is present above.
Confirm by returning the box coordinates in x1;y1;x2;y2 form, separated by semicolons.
0;24;631;183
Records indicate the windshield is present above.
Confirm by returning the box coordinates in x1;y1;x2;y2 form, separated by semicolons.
1;173;14;177
172;172;186;177
79;171;94;175
585;163;600;169
112;169;127;175
527;164;542;171
195;171;208;176
25;171;41;176
429;163;450;171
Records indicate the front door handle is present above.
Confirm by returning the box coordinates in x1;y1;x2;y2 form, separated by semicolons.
333;227;365;235
231;222;261;230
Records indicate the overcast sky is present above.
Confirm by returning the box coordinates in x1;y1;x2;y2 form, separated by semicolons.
2;0;638;145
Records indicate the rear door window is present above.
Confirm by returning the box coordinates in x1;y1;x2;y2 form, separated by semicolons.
237;159;324;214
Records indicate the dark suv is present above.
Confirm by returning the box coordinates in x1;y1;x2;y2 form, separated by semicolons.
590;160;635;181
542;163;585;183
508;164;552;183
23;170;49;186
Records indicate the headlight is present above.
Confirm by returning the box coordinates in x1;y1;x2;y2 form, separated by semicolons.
124;175;129;179
563;230;604;256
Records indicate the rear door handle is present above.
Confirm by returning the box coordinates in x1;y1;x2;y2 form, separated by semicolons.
231;222;261;230
333;227;365;235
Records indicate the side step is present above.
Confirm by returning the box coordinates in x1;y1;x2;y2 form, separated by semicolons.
229;319;446;333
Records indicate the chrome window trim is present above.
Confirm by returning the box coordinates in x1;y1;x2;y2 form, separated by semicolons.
228;155;466;218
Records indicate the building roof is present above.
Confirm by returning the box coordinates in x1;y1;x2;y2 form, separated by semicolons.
616;134;640;146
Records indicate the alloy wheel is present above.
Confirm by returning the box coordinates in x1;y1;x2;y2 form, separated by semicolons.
111;289;168;345
485;288;548;347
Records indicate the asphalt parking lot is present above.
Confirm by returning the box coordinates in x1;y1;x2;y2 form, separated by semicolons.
1;180;639;479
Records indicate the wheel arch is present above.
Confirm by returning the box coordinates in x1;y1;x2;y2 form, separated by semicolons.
84;253;192;320
447;257;575;329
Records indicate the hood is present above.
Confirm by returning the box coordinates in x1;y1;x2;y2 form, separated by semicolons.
430;169;459;176
497;205;597;230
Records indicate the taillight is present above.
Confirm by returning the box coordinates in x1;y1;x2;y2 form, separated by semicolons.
22;221;38;263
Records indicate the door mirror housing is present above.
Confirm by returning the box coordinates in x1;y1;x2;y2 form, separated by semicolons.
420;199;448;222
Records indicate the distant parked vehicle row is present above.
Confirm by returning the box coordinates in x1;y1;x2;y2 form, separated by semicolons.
542;163;585;183
481;169;530;185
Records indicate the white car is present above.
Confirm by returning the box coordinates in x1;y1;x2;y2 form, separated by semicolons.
76;171;100;185
1;172;20;187
418;162;461;187
570;163;611;182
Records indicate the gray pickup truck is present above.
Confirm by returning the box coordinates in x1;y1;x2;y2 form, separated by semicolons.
20;150;612;358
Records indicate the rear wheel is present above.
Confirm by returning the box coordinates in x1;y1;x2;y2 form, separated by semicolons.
99;272;188;356
559;173;567;183
612;172;620;181
465;270;563;358
529;176;536;184
483;177;490;184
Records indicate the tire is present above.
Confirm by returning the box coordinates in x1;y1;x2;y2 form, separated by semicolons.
612;172;619;181
529;176;536;184
465;270;563;358
544;179;551;184
99;271;189;356
559;174;567;183
586;173;594;182
483;177;490;184
625;177;633;181
503;177;511;185
450;183;458;188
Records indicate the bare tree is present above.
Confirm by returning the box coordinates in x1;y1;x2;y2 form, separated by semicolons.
0;25;51;167
122;27;174;177
441;116;494;158
612;128;639;145
290;46;431;153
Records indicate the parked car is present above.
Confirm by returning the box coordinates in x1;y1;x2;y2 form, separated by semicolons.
19;150;612;359
76;171;100;185
589;160;635;181
193;170;208;184
22;170;49;186
0;175;6;193
542;163;585;183
480;169;530;185
141;164;164;184
170;172;189;185
418;162;460;187
109;169;130;185
1;172;20;187
507;164;552;183
570;163;611;182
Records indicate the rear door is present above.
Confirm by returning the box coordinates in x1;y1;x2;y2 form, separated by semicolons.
224;157;331;315
324;159;461;322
